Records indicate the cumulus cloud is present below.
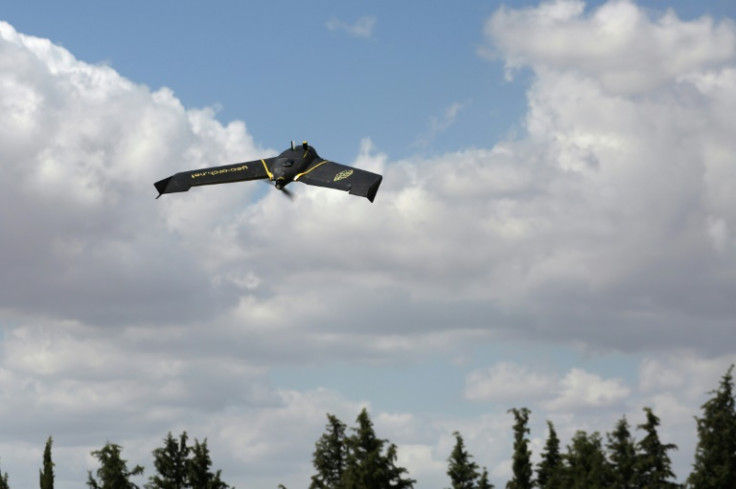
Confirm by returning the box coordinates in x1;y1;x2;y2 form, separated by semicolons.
465;363;630;411
483;0;736;94
0;21;267;327
543;368;630;411
465;362;558;402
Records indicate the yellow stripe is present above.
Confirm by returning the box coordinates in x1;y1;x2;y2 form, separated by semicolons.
261;159;274;180
294;160;329;181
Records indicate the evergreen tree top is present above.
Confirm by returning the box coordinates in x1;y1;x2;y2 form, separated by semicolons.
687;365;736;489
446;432;479;489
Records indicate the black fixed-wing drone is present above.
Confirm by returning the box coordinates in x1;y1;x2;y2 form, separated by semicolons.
154;141;382;202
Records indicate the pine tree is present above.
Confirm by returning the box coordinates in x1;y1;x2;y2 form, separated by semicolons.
606;417;636;489
446;431;479;489
635;407;680;489
146;432;190;489
562;431;610;489
536;421;563;489
0;459;9;489
687;365;736;489
309;409;414;489
477;468;494;489
506;408;533;489
188;439;230;489
342;408;415;489
87;443;145;489
40;436;54;489
310;415;348;489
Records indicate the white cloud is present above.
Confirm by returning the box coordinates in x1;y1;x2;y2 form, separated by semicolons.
465;363;630;411
543;368;630;411
465;362;558;402
484;0;736;94
325;15;376;38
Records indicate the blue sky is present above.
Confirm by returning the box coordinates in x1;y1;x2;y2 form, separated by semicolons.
5;1;734;160
1;1;736;488
4;1;528;160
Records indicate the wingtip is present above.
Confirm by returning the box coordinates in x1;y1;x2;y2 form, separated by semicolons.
154;176;173;196
366;176;382;203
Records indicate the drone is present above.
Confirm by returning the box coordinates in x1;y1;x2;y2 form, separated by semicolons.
154;141;382;202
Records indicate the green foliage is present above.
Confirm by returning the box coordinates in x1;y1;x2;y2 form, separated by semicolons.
506;408;533;489
0;459;9;489
39;436;54;489
146;432;190;489
12;369;736;489
477;468;494;489
87;443;145;489
687;365;736;489
635;407;680;489
536;421;563;489
310;408;414;489
310;415;348;489
187;439;230;489
446;432;479;489
561;431;610;489
145;432;230;489
606;417;636;489
344;409;415;489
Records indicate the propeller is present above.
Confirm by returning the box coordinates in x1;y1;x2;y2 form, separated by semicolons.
273;179;295;200
278;186;295;200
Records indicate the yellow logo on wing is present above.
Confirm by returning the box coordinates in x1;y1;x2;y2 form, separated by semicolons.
191;164;248;179
334;169;354;182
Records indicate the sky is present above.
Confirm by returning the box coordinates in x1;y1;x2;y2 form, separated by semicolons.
1;0;736;487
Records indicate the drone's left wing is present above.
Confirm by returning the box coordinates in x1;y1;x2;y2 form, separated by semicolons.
295;161;382;202
154;158;275;197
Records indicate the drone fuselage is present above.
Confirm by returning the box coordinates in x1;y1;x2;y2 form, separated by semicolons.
268;143;322;189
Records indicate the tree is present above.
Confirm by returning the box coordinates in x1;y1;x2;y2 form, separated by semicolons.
343;408;415;489
688;365;736;489
506;408;533;489
310;415;348;489
0;459;9;489
446;431;479;489
40;436;54;489
188;439;230;489
477;468;495;489
87;443;144;489
635;407;680;489
606;417;636;489
146;432;190;489
562;431;610;489
536;421;563;489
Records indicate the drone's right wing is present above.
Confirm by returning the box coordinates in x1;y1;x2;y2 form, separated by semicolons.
154;158;275;197
295;160;382;202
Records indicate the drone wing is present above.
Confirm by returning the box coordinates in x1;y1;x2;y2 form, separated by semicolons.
295;160;382;202
154;158;275;197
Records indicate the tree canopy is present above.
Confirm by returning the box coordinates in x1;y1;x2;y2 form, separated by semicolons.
39;436;54;489
688;365;736;489
310;408;415;489
87;443;145;489
446;431;480;489
0;366;734;489
506;407;533;489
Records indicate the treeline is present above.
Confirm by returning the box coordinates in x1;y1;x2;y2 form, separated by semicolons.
300;365;735;489
0;366;733;488
0;432;231;489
